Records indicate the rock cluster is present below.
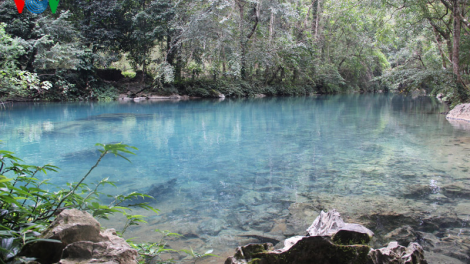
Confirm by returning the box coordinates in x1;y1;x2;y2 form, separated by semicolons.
225;209;428;264
21;209;138;264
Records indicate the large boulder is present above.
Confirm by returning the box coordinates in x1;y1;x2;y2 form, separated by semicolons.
21;209;138;264
447;103;470;122
60;229;138;264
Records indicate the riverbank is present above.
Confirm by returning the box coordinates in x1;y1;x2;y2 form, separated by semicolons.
1;71;387;103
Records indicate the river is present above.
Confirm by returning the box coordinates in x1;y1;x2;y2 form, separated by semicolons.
1;94;469;263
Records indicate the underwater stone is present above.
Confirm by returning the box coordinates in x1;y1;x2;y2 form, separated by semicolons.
383;226;420;247
124;178;177;205
441;182;470;198
197;218;225;236
239;191;263;206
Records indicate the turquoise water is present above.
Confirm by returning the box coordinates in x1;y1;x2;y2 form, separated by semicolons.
1;94;469;263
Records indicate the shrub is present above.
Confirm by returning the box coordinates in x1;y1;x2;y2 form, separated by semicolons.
0;142;158;263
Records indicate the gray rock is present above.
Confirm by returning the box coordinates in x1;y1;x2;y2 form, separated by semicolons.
20;209;138;264
21;209;103;263
306;209;345;236
306;209;374;244
446;103;470;122
368;241;428;264
332;225;374;245
60;229;138;264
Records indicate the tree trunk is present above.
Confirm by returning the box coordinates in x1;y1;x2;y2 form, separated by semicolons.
452;0;462;81
431;25;448;69
312;0;322;40
238;0;259;80
269;7;274;43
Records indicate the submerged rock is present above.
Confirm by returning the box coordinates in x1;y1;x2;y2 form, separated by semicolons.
20;209;138;264
198;218;226;236
441;182;470;198
124;178;177;204
383;226;421;246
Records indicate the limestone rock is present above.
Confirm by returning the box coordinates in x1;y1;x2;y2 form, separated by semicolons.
20;209;138;264
21;209;103;263
225;236;370;264
226;210;378;264
306;209;345;236
368;242;428;264
60;230;138;264
306;209;374;244
332;225;373;245
446;103;470;122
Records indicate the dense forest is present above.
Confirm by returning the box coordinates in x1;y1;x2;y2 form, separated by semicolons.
1;0;470;104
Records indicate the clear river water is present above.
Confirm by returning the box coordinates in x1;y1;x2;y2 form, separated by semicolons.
1;94;470;263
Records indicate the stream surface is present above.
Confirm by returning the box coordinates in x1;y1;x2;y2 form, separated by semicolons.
1;94;470;263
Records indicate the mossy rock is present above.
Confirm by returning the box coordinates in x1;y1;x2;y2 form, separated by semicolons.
332;230;371;245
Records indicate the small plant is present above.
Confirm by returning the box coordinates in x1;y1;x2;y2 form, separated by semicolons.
0;142;159;263
180;247;219;264
128;229;182;264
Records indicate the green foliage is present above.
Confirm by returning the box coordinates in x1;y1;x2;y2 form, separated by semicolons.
0;23;51;99
122;71;137;79
128;229;181;264
0;142;159;263
92;83;119;102
179;247;219;264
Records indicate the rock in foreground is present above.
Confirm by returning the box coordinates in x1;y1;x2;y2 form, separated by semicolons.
21;209;138;264
226;209;428;264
